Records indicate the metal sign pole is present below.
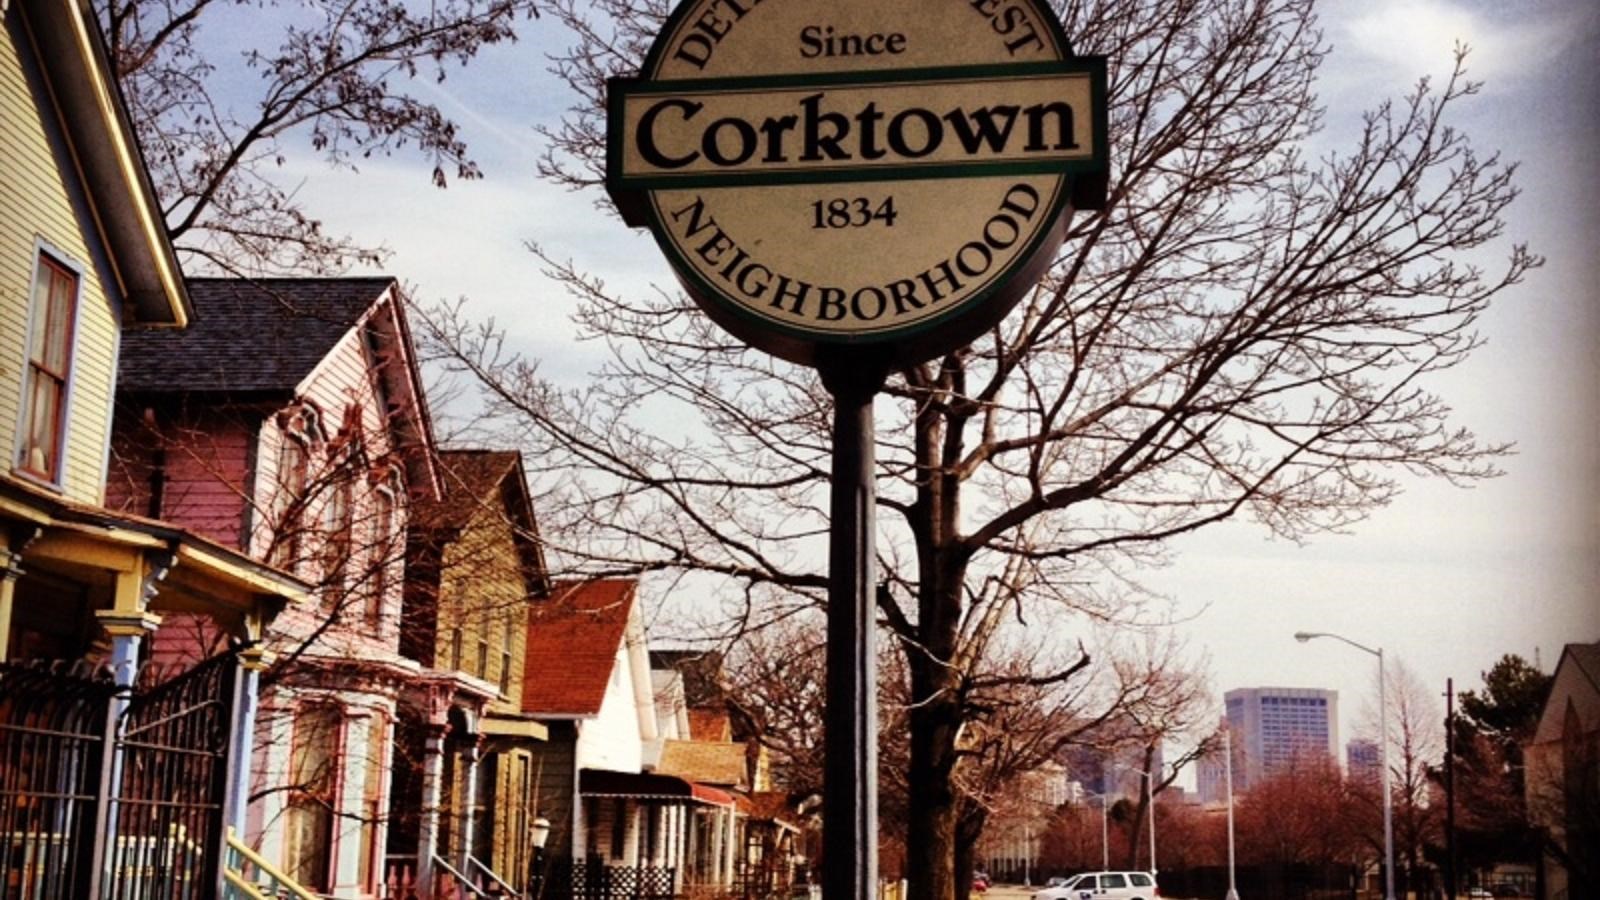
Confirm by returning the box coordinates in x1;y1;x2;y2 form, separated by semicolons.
819;356;887;900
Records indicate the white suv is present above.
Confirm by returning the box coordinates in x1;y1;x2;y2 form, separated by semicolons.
1033;872;1159;900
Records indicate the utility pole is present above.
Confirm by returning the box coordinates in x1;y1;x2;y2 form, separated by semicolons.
1445;678;1457;900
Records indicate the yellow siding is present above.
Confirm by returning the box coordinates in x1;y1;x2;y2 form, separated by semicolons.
2;14;124;506
438;499;530;711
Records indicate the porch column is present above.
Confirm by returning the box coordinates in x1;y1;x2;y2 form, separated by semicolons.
667;805;682;892
651;804;666;867
225;638;270;834
709;807;724;887
683;808;697;888
459;737;481;872
0;543;24;662
417;723;449;891
572;764;587;862
723;806;737;888
729;807;739;890
88;606;162;900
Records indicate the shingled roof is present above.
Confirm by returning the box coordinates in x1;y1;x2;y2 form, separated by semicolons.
118;277;395;393
655;739;748;789
415;449;551;596
522;579;637;717
415;450;521;531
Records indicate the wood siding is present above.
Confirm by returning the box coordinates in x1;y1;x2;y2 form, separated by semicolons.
252;301;410;661
529;722;580;859
438;493;533;711
2;11;125;505
107;402;260;548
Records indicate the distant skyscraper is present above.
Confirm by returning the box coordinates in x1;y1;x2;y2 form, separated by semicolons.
1222;686;1340;792
1196;716;1236;805
1063;734;1164;800
1346;737;1381;783
1104;742;1164;800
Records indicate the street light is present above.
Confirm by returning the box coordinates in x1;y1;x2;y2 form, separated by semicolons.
1114;763;1157;876
530;814;551;895
1295;631;1394;900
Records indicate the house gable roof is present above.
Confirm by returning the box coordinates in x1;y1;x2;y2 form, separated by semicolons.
116;276;442;497
1531;641;1600;746
522;579;637;717
1569;642;1600;693
12;0;188;324
418;449;550;597
118;277;394;392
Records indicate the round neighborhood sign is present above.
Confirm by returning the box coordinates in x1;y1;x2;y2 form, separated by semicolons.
607;0;1107;368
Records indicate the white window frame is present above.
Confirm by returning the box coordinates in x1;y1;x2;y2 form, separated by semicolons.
14;242;85;489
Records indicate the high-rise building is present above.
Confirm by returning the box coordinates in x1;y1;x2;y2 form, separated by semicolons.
1220;686;1340;792
1196;716;1235;806
1063;736;1165;801
1346;737;1381;783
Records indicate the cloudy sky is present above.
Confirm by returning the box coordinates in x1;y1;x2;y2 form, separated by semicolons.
276;0;1600;757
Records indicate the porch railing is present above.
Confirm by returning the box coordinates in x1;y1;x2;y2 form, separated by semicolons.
221;827;320;900
435;855;490;900
467;855;518;896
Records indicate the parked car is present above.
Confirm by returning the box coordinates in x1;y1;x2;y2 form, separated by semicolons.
1467;890;1493;899
1046;877;1074;889
1033;872;1158;900
973;872;991;892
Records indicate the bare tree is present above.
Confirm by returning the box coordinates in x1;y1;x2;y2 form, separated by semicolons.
102;0;538;274
420;1;1535;897
1358;657;1445;895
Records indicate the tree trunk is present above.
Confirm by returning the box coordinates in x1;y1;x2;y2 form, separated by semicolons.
956;804;987;900
905;663;963;900
1123;797;1146;871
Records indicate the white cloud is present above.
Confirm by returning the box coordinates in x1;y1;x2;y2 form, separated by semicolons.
1337;0;1596;86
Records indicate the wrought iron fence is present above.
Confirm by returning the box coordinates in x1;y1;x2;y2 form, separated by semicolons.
0;660;118;900
105;653;238;900
0;651;239;900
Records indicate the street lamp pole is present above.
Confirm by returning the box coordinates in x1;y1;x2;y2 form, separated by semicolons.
530;814;551;897
1086;792;1111;871
1224;727;1239;900
1295;631;1395;900
1145;770;1156;877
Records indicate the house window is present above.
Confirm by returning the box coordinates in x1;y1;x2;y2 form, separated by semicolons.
368;480;397;624
450;626;463;670
357;713;388;892
499;616;514;696
476;630;490;680
271;406;322;569
18;253;79;483
285;704;341;892
320;470;353;609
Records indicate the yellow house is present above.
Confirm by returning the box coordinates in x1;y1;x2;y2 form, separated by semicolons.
0;0;305;895
396;448;550;893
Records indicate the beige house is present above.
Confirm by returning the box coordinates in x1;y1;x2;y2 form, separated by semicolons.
1525;642;1599;900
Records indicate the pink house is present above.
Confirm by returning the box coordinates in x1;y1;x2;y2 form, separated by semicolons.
109;277;441;896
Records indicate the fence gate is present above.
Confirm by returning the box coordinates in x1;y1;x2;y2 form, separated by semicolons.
105;651;238;900
0;662;118;899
